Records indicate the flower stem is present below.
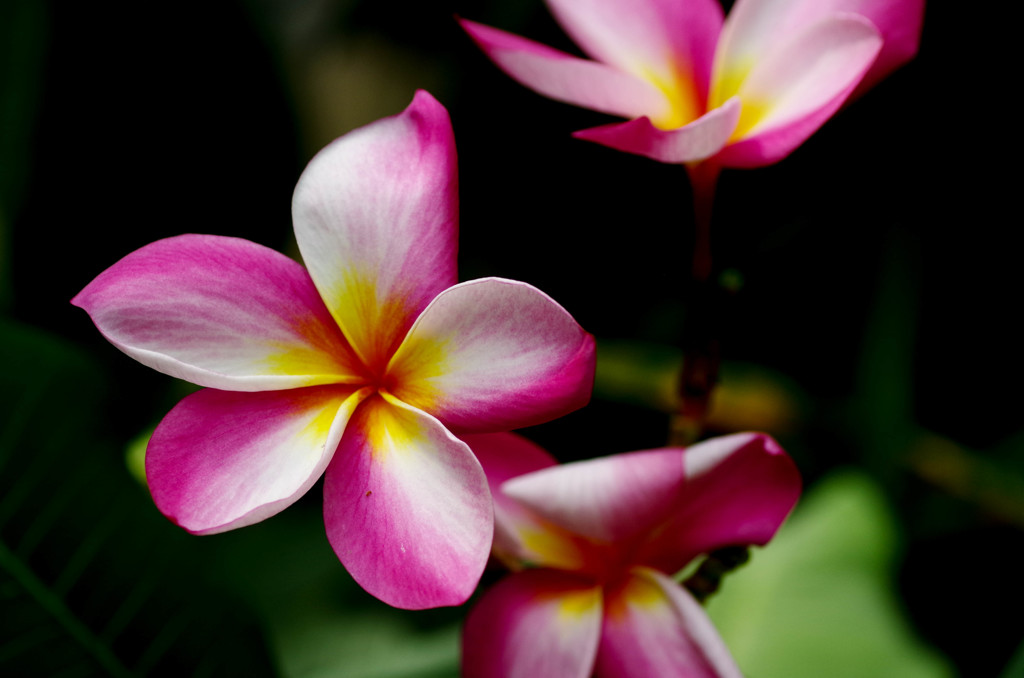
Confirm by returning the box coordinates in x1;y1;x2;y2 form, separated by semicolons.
688;162;720;284
670;162;723;447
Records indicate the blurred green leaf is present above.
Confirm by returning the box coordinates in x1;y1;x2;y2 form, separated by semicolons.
0;0;47;309
0;320;277;676
199;507;462;678
909;433;1024;529
853;227;919;478
1001;638;1024;678
706;470;953;678
594;339;804;434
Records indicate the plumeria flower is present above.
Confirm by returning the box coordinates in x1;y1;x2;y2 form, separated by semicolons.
460;0;923;169
72;91;596;610
460;431;801;677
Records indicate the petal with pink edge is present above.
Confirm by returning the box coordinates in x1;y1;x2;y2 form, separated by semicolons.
461;433;556;565
715;15;882;167
638;432;801;574
72;235;363;391
323;395;492;609
147;384;366;535
387;278;595;433
713;0;922;103
501;448;685;543
463;569;603;678
572;97;740;164
459;19;670;122
292;90;459;371
462;433;587;571
596;567;742;678
832;0;925;96
545;0;723;123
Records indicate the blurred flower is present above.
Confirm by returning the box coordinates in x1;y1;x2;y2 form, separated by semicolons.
461;432;800;677
72;91;595;610
461;0;923;167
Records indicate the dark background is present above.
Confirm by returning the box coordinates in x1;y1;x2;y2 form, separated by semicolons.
2;1;1019;676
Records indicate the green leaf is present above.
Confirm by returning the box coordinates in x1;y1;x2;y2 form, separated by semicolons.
852;228;919;477
0;320;277;677
1001;638;1024;678
594;339;805;434
198;510;462;678
0;0;47;310
706;470;953;678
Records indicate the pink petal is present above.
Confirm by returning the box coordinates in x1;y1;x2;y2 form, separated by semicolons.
292;90;459;373
72;235;363;391
638;433;801;574
147;385;366;534
323;395;492;609
462;433;588;571
545;0;724;123
502;448;685;544
715;0;922;102
459;19;670;122
836;0;925;96
463;569;603;678
715;15;882;167
572;96;740;163
595;567;742;678
387;278;595;433
461;433;556;564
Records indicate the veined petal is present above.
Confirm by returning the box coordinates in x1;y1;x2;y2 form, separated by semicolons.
72;235;363;391
638;432;801;574
463;433;588;571
502;448;685;544
292;90;459;371
715;15;882;167
545;0;724;125
713;0;922;105
459;19;670;122
323;395;492;609
147;385;365;534
596;567;742;678
387;278;595;433
463;569;603;678
572;96;740;164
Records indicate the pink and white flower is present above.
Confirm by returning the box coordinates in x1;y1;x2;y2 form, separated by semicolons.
461;431;801;677
461;0;924;167
72;91;596;610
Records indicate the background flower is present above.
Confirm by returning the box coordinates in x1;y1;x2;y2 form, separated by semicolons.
461;0;924;167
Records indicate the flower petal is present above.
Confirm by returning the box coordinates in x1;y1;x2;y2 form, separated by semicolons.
387;278;595;432
459;18;670;122
147;385;365;534
545;0;724;125
323;395;492;609
292;90;459;372
596;567;742;678
837;0;925;95
638;432;801;573
713;0;922;103
463;569;603;678
501;448;685;543
72;235;363;391
715;15;882;167
572;96;740;164
462;433;587;570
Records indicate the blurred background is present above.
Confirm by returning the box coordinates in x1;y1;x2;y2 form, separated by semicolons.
1;1;1019;676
